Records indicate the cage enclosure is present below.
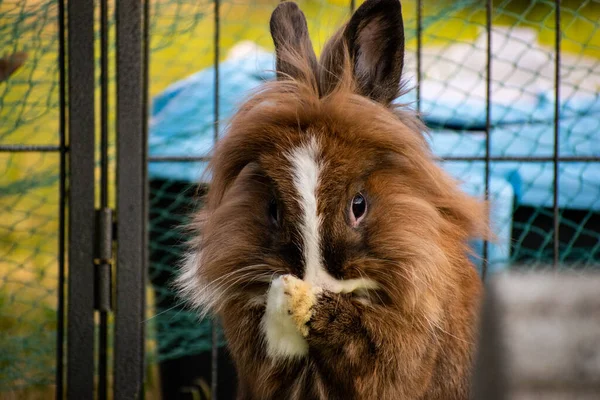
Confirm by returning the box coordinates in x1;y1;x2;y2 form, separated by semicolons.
0;0;599;399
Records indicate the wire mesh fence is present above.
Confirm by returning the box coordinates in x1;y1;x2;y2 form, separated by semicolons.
1;0;599;398
0;152;59;396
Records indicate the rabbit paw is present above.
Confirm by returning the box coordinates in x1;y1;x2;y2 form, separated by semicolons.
261;275;320;359
268;274;319;336
283;275;320;335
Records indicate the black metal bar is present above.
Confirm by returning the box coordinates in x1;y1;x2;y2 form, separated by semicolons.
553;0;561;267
98;0;111;398
416;0;422;113
213;0;220;144
350;0;356;13
141;0;150;396
148;155;600;163
66;0;96;397
482;0;492;280
0;145;62;152
56;0;67;396
212;1;221;398
211;321;219;400
425;118;588;131
101;0;109;208
148;155;212;162
114;0;146;398
438;156;600;162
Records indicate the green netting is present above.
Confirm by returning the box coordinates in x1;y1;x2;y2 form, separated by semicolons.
0;153;59;397
1;0;600;397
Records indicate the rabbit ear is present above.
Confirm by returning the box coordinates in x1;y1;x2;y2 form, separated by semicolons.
270;2;319;84
321;0;405;104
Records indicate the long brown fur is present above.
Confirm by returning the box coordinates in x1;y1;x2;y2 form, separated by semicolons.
178;1;489;399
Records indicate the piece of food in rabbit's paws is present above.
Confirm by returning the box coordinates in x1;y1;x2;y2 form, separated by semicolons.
281;275;318;336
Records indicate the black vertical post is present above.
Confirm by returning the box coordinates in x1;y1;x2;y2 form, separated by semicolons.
56;0;67;397
98;0;111;399
350;0;356;13
213;0;220;145
143;0;150;370
212;1;220;399
115;0;147;398
66;0;96;398
553;0;561;267
100;2;110;216
482;0;492;280
416;0;422;113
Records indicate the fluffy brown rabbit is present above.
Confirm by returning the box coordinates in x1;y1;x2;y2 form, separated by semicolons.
177;0;489;398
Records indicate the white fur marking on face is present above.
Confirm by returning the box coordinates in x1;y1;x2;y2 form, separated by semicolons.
287;137;326;288
287;138;379;294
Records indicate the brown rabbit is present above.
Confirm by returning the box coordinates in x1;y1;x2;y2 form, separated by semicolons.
177;0;489;399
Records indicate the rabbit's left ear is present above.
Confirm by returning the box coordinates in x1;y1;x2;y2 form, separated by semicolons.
322;0;405;105
270;1;319;84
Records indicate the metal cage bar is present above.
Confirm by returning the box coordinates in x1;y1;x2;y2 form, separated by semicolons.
482;0;492;280
114;0;147;397
66;0;96;397
553;0;561;267
56;0;67;397
148;155;600;163
416;0;422;113
0;145;63;152
98;0;111;398
148;155;212;162
212;1;221;398
142;1;151;396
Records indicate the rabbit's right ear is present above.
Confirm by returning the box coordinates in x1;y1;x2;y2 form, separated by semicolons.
270;1;319;84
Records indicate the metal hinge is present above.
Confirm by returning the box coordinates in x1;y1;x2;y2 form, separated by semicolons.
95;208;114;311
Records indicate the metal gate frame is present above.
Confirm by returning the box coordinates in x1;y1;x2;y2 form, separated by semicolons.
0;0;151;397
60;0;148;398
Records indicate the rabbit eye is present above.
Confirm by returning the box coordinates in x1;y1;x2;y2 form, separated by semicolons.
350;193;367;226
268;198;279;226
